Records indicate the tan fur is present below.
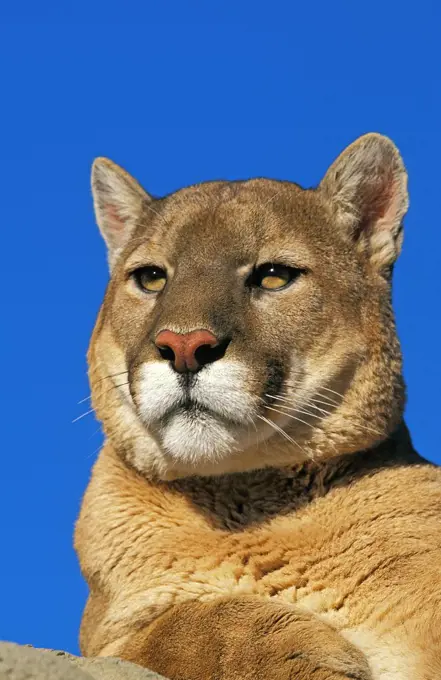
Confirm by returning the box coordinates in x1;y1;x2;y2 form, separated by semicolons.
75;134;441;679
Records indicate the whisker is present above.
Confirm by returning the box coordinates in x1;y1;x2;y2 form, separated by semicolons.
88;426;103;441
257;414;298;447
78;395;91;405
72;408;95;424
142;203;172;228
296;397;337;416
297;400;331;416
86;444;104;460
93;370;129;385
302;403;383;436
299;399;383;436
74;382;130;423
268;394;322;410
269;401;327;420
266;393;383;438
264;405;314;431
249;412;273;459
314;393;340;406
94;381;130;400
257;414;311;459
264;395;328;420
282;380;342;406
315;385;345;400
307;396;339;409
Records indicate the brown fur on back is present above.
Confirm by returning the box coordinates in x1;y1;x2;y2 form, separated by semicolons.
75;135;441;679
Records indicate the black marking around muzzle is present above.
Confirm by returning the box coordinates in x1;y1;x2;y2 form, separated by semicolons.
264;358;285;404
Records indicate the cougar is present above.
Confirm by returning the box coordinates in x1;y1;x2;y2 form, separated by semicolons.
75;134;441;679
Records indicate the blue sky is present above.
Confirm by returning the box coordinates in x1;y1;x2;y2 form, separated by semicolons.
1;0;440;656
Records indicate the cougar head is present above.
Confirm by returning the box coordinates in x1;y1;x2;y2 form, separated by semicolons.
88;134;408;479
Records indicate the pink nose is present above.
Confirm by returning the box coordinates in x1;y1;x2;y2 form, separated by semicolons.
155;329;219;373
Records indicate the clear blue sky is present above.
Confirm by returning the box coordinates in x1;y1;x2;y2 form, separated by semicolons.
1;0;440;656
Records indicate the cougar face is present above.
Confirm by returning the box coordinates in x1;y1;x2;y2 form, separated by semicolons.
89;134;408;479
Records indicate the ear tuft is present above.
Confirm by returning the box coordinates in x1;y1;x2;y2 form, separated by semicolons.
91;158;151;269
320;133;409;271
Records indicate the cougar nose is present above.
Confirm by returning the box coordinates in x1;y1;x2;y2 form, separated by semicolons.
155;329;229;373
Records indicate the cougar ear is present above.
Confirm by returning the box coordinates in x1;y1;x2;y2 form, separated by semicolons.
91;158;152;269
319;133;409;272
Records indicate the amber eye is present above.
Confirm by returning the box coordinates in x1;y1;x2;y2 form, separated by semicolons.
251;263;301;291
133;266;167;293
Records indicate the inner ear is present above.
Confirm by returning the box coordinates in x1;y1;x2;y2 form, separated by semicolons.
353;164;398;236
91;157;152;270
319;133;408;271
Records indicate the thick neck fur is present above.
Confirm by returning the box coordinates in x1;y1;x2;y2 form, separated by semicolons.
165;422;421;532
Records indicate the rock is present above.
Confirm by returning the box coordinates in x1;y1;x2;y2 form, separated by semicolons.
0;642;168;680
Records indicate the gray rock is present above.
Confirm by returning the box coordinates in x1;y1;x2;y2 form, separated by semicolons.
0;642;168;680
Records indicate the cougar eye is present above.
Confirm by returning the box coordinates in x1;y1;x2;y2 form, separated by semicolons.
252;263;300;291
133;266;167;293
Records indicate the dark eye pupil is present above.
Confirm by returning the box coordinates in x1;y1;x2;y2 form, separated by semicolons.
146;268;162;280
133;266;167;292
249;262;297;289
139;267;164;281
